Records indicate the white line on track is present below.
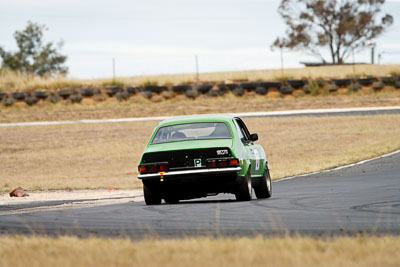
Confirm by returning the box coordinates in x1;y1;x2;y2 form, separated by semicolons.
274;149;400;183
1;106;400;127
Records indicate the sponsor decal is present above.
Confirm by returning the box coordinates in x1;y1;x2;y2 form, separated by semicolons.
194;159;202;167
216;149;228;156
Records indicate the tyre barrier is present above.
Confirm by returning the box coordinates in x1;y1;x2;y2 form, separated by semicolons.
372;81;385;90
232;87;245;96
358;77;377;86
259;81;281;89
104;86;121;96
2;97;14;107
255;86;268;95
141;91;152;99
207;89;221;97
2;74;400;107
24;96;39;106
126;86;140;94
80;88;96;97
46;93;61;103
172;85;191;94
11;92;26;101
380;76;396;85
279;85;293;94
145;85;168;94
116;91;130;101
225;83;239;91
217;84;229;92
240;82;258;91
287;79;305;88
57;88;75;99
193;84;212;94
185;89;198;99
333;78;352;87
349;82;361;92
329;83;338;92
34;91;49;99
69;93;83;103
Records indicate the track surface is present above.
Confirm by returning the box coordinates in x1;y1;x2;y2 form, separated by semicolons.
1;152;399;238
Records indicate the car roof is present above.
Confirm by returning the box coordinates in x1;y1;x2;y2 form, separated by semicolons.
157;114;236;127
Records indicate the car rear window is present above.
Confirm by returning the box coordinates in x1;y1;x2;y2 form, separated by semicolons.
151;122;232;144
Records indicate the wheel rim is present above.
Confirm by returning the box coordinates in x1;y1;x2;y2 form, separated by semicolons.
266;171;271;193
247;173;252;196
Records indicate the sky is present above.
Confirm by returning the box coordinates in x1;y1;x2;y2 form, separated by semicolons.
1;0;400;79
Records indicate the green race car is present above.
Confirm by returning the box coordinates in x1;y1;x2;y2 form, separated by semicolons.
137;114;272;205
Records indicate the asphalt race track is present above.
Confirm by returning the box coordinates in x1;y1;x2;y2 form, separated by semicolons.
1;151;399;238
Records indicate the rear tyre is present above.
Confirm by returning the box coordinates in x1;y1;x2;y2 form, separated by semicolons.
235;169;252;201
143;183;162;205
164;197;180;204
253;166;272;199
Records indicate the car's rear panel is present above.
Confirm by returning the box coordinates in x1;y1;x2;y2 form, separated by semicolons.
141;147;233;170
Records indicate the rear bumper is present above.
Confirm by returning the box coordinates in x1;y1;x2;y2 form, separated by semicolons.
137;167;241;180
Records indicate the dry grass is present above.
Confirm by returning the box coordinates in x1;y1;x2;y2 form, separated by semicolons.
1;64;399;92
0;235;399;267
1;115;400;192
1;87;400;123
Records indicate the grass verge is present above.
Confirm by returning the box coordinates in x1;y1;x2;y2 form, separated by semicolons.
1;115;400;192
0;235;399;267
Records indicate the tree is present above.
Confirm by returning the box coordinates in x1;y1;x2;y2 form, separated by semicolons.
272;0;393;64
0;21;68;76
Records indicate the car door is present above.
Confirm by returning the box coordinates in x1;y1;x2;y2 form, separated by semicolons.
234;118;262;177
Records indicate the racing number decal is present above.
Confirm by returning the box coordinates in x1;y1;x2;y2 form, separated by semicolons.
254;149;260;171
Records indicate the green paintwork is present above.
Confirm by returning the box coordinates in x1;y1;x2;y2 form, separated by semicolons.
139;114;267;178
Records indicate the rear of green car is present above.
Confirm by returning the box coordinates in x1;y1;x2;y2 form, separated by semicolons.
137;115;271;205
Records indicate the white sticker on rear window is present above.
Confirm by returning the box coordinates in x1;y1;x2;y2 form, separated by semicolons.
217;149;228;156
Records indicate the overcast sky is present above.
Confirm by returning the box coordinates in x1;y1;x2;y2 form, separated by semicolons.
1;0;399;79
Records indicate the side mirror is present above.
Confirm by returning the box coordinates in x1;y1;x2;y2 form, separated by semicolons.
250;133;258;142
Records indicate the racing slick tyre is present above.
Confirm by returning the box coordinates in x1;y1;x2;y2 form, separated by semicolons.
143;183;162;205
253;166;272;199
235;169;252;201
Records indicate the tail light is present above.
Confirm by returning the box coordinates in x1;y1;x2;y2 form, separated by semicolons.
207;158;239;168
207;160;217;168
138;162;169;174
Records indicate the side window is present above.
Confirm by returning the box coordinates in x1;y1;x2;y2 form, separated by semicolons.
234;118;251;141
